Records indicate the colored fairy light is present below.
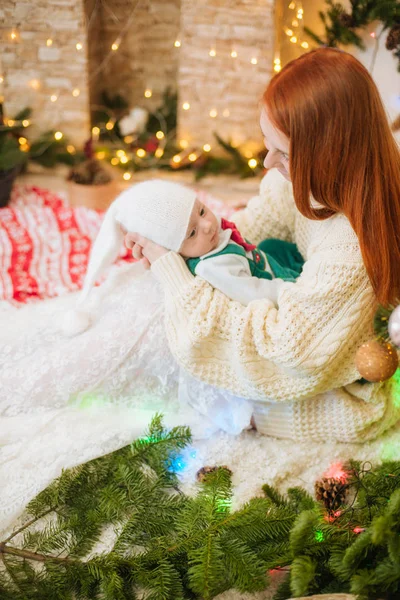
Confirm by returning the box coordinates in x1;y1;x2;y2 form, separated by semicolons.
314;530;324;542
353;527;365;534
323;462;348;483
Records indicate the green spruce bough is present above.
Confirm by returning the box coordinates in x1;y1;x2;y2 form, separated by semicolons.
1;415;400;599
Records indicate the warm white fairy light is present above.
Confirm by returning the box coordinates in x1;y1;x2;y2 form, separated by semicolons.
285;28;293;36
72;88;80;97
179;139;188;149
29;79;40;90
46;38;53;47
209;109;217;118
7;119;15;126
111;42;119;51
111;157;119;165
188;153;197;162
10;31;17;40
120;155;128;163
172;154;181;163
22;119;30;127
20;143;29;152
209;48;216;57
248;158;258;168
301;41;309;49
123;172;132;180
156;130;164;139
54;131;63;140
251;57;258;65
92;126;100;141
144;89;152;98
155;148;164;158
76;42;83;50
96;151;106;160
124;136;133;143
174;40;181;47
182;102;190;110
116;149;126;157
231;50;238;58
67;145;76;154
18;137;27;145
136;148;146;157
292;19;299;27
203;144;211;152
0;76;3;83
50;94;58;102
289;1;296;8
105;121;114;130
290;36;297;43
274;63;282;72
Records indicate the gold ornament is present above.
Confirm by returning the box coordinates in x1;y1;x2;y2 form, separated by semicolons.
355;340;399;382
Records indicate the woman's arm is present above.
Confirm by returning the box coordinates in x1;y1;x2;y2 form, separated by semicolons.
231;168;295;244
151;249;375;402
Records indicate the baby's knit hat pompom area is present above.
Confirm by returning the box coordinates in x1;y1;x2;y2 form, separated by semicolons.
62;308;91;337
62;179;197;337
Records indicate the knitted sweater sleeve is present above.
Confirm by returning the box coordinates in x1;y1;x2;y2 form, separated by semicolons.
231;168;295;244
151;242;374;402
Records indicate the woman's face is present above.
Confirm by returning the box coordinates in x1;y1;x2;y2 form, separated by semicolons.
260;109;291;181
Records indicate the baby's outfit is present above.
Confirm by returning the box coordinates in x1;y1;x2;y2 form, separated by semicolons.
186;218;304;305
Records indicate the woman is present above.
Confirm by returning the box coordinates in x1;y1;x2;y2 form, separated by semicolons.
125;48;400;442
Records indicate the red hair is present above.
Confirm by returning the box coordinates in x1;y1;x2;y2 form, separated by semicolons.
263;48;400;306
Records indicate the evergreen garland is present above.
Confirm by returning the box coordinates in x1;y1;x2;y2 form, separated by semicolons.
305;0;400;71
2;417;400;599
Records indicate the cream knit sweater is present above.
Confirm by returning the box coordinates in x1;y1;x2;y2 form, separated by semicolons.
152;169;400;442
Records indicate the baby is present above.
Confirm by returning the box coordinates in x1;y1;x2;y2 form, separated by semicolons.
64;179;303;335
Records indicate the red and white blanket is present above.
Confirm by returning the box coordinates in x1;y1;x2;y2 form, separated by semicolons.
0;185;234;305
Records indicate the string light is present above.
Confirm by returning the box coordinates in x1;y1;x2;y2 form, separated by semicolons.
248;158;258;168
172;155;181;163
231;50;237;58
285;28;294;36
144;89;152;98
222;108;230;117
50;94;58;102
72;88;80;97
22;120;30;127
120;155;128;163
188;153;197;161
111;42;119;51
209;48;216;57
292;19;299;27
301;41;309;49
105;121;114;130
20;143;29;152
370;32;376;38
179;139;188;149
29;79;40;90
116;149;126;157
111;157;119;165
67;145;76;154
7;119;15;126
182;102;190;110
203;144;211;152
54;131;63;140
251;57;258;65
92;126;100;141
174;40;181;47
289;1;296;8
123;172;132;180
155;148;164;157
136;148;146;157
18;137;27;145
0;76;3;83
76;42;83;50
156;131;164;139
124;136;133;143
10;30;17;40
96;151;106;159
209;109;217;118
46;38;53;47
290;36;298;43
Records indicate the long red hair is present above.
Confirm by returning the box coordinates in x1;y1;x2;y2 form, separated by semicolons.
263;48;400;306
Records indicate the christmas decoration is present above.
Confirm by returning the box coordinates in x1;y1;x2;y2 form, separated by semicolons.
196;465;232;482
314;477;349;512
389;305;400;347
2;421;400;599
355;339;399;382
305;0;400;70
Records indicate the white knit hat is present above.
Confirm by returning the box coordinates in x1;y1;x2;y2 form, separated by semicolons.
62;179;196;336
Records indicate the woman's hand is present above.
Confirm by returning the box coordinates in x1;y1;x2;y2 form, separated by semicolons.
124;232;168;268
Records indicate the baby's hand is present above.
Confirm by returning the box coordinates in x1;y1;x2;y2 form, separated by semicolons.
124;233;150;269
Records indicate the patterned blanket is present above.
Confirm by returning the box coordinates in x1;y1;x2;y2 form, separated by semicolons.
0;185;233;304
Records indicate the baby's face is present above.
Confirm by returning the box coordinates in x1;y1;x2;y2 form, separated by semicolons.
179;199;219;258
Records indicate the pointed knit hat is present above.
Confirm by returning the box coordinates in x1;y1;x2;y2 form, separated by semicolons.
62;179;196;336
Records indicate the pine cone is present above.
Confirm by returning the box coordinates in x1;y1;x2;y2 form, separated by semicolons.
386;25;400;51
314;477;348;511
338;12;355;28
196;465;232;483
